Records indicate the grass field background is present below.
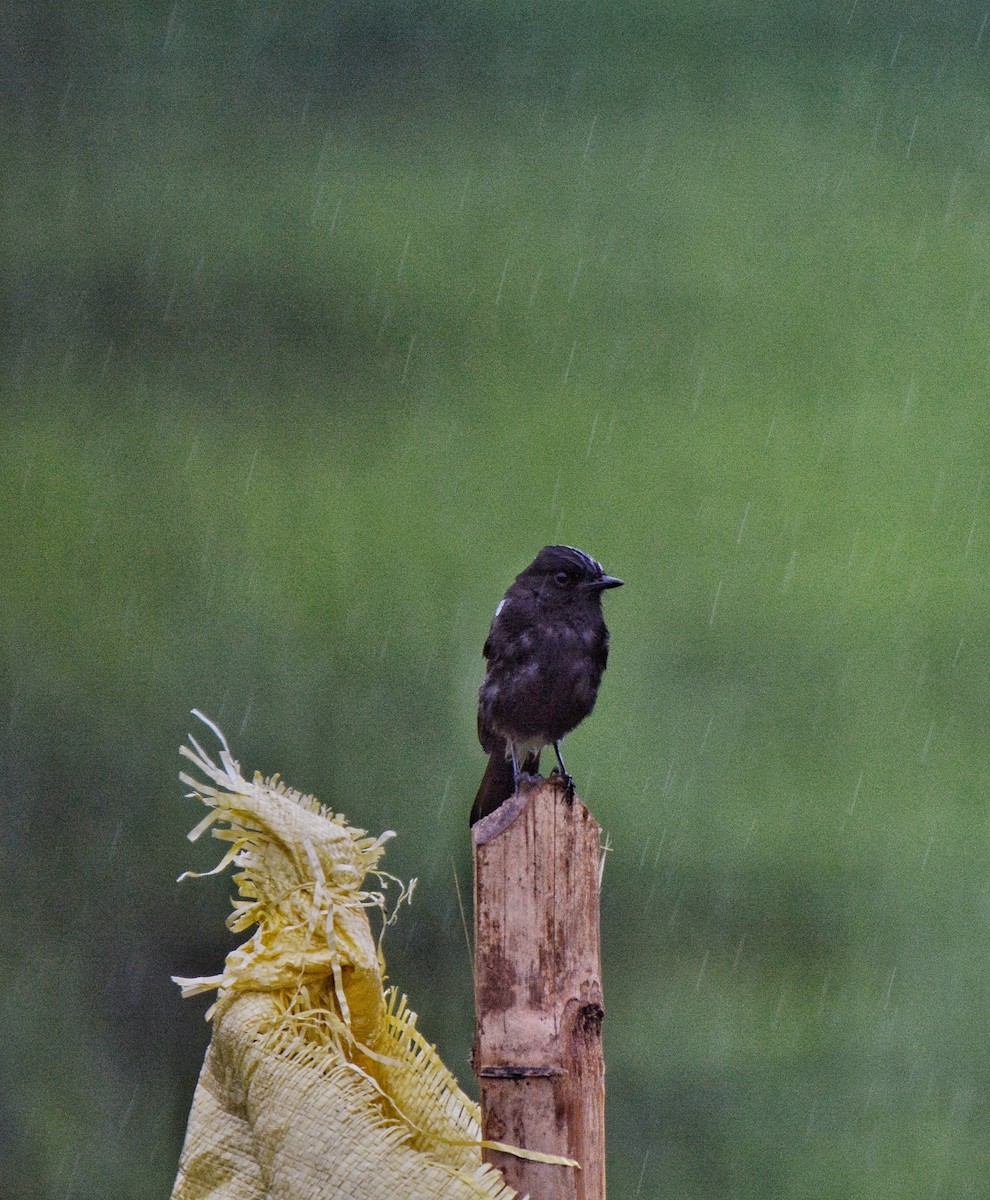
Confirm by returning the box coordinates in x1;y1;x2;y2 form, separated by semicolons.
4;4;990;1196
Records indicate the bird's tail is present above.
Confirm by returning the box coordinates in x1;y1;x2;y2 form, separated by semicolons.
470;749;540;826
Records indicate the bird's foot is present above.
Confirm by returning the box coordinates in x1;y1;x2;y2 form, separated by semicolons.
514;770;542;792
549;766;575;798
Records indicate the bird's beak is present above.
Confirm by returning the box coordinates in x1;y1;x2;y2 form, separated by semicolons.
592;575;624;590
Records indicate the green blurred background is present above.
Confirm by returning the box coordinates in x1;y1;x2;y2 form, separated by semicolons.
4;2;990;1196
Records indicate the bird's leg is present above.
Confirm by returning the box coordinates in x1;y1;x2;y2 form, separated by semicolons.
510;743;523;788
551;740;575;798
510;743;541;791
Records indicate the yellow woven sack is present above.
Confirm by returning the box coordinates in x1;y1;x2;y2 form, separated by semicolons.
171;715;519;1200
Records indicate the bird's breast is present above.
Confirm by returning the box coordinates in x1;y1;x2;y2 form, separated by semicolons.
479;618;607;743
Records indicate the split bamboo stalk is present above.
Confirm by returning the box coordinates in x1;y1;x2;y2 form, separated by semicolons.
472;777;606;1200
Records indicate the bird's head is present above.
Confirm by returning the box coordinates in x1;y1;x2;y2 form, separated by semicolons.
514;545;624;606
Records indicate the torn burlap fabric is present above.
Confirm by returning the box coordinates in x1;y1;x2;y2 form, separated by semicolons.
171;716;520;1200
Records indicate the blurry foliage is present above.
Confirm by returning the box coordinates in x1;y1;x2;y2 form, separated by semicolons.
4;2;990;1198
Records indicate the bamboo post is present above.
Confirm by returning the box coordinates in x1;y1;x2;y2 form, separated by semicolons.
472;777;606;1200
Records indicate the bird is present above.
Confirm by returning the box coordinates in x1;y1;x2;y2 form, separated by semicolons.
470;544;623;825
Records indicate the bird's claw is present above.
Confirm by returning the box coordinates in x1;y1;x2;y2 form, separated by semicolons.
549;766;575;798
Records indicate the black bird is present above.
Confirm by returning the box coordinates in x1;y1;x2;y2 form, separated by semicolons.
470;545;623;825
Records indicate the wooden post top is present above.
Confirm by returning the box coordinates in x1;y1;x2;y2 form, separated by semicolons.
473;778;606;1200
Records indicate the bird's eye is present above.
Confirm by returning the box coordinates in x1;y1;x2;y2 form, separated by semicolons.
554;570;571;586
